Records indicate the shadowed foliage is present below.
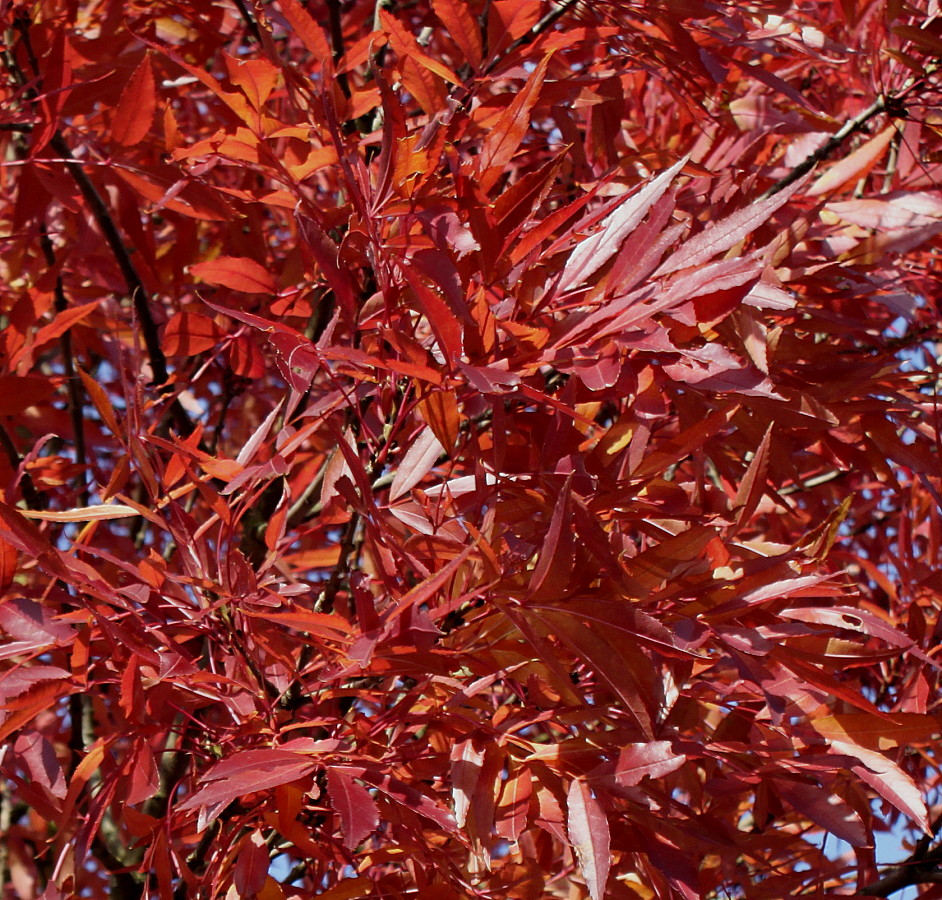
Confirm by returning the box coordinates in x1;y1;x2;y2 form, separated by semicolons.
4;1;942;898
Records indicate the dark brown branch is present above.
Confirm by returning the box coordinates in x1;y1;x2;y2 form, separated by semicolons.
761;61;941;200
759;97;890;200
38;225;89;505
0;423;44;510
860;812;942;896
327;0;351;99
11;19;194;437
233;0;265;45
482;0;579;75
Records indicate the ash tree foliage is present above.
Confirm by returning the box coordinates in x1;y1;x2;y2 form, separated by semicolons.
6;0;942;898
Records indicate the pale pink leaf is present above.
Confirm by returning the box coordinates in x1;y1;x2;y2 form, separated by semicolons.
654;176;807;275
450;740;485;829
20;504;138;522
615;741;686;787
829;739;929;832
234;400;284;469
389;429;445;501
559;157;687;292
828;192;942;231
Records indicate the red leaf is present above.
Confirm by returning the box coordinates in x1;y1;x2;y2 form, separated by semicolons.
733;422;774;529
233;829;270;897
433;0;484;67
533;609;655;736
176;750;316;812
615;742;686;787
567;779;610;900
333;765;457;833
326;767;380;850
776;781;868;846
403;269;465;360
112;54;156;147
654;176;807;275
190;256;277;294
527;474;574;599
477;53;552;192
0;376;57;416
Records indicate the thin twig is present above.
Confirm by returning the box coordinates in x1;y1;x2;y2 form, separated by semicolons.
11;20;194;437
761;62;941;200
482;0;580;75
38;225;89;505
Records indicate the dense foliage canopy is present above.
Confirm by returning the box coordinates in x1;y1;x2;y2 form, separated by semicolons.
4;0;942;898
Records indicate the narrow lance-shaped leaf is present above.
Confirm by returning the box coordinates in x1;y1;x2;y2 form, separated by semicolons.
477;53;553;192
567;779;610;900
654;175;809;275
112;54;156;147
389;428;445;500
558;156;687;292
326;767;380;850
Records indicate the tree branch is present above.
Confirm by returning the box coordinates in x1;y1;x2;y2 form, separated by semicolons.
761;61;941;199
860;812;942;896
10;19;195;437
232;0;264;46
482;0;580;75
38;224;89;505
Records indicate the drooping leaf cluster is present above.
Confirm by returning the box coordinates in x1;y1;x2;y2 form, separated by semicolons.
3;1;942;898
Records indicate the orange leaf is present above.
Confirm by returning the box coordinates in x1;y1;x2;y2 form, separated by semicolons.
811;713;940;750
477;53;552;191
381;10;460;86
277;0;335;65
163;311;223;356
809;125;897;196
190;256;276;294
495;765;531;842
224;54;280;111
78;368;122;438
433;0;483;67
